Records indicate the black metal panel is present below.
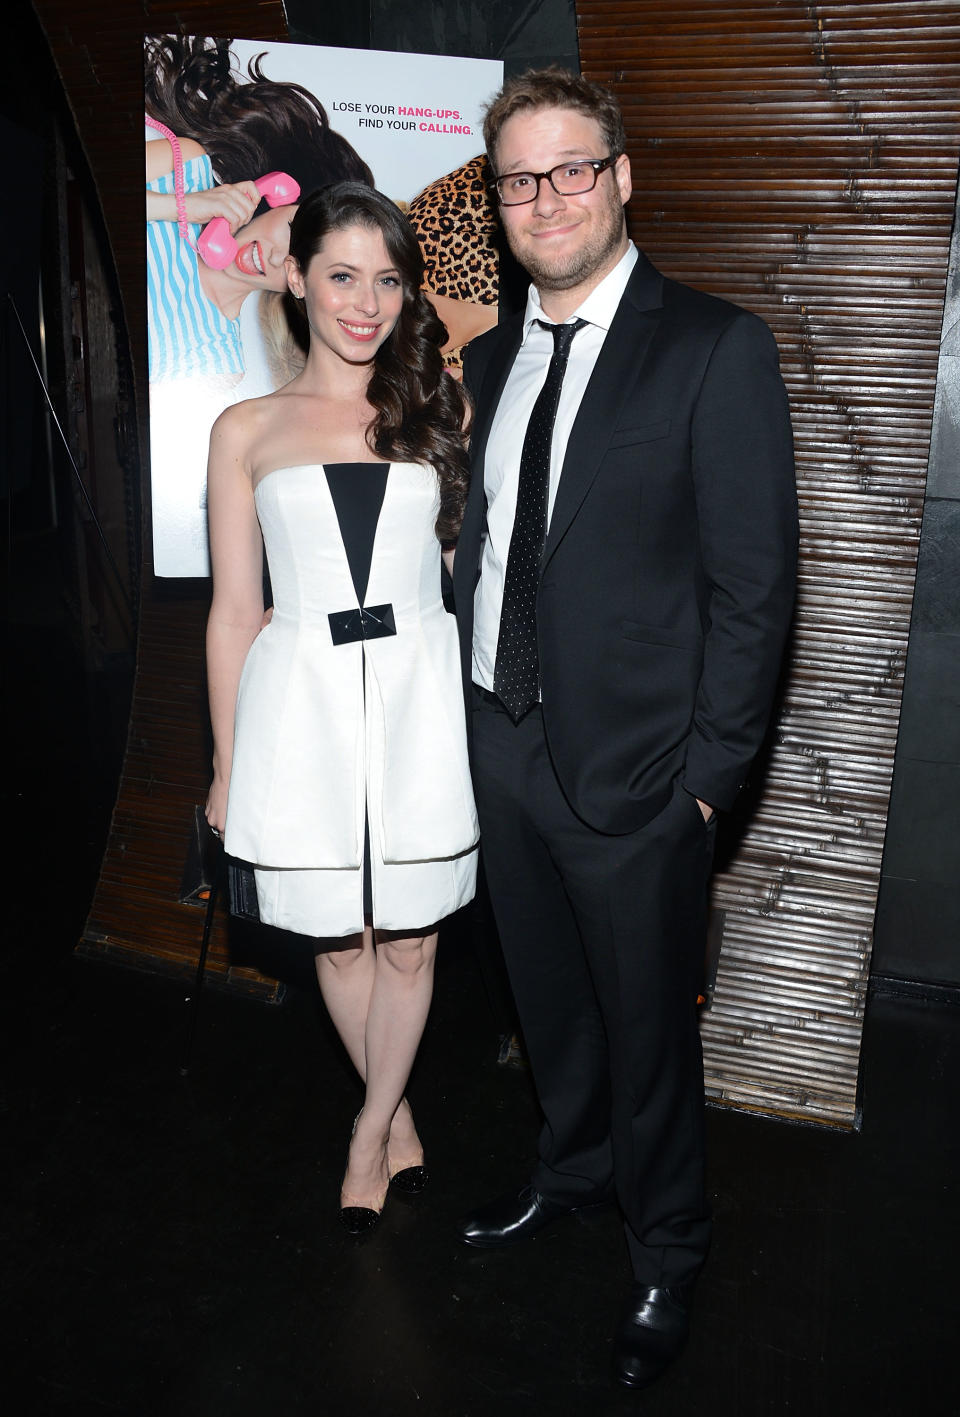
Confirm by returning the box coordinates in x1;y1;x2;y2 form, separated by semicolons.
370;0;579;74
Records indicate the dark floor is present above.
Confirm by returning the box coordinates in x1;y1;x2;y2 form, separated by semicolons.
3;552;958;1415
4;907;959;1416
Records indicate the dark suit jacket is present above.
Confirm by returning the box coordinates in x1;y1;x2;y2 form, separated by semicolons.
454;251;798;835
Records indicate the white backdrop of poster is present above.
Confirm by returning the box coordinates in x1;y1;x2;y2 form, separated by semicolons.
231;40;498;205
147;40;502;578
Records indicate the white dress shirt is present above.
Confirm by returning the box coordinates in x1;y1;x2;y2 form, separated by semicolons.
472;242;639;692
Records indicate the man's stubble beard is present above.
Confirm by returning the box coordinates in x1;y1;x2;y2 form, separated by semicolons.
507;181;627;293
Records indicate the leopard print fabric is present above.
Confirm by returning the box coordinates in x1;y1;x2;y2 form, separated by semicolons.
407;154;499;367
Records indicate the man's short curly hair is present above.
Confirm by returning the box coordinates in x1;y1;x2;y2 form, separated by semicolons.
483;67;627;170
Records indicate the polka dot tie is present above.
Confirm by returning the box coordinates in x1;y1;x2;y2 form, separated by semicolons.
493;318;587;722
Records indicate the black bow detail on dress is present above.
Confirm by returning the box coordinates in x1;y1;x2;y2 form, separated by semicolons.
328;603;397;645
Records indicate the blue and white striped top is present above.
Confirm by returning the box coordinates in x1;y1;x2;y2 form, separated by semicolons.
146;154;244;381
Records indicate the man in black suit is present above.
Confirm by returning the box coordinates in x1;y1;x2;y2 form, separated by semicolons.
452;68;797;1389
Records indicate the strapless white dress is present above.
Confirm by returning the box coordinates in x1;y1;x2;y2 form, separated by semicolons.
223;462;478;937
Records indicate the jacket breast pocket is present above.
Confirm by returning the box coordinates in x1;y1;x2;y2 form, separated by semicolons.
620;620;703;653
607;418;671;450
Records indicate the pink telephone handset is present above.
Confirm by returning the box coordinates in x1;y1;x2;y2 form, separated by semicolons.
145;120;300;268
197;172;302;269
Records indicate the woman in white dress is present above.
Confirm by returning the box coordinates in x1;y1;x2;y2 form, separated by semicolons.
204;183;477;1233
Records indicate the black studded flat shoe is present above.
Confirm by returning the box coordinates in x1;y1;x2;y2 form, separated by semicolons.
340;1111;388;1234
388;1163;429;1195
339;1200;383;1235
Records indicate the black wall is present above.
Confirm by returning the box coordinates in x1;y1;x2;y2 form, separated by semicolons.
286;0;578;75
873;189;960;990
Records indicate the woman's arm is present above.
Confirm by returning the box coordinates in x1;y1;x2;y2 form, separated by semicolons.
204;407;265;833
425;289;499;355
145;137;261;230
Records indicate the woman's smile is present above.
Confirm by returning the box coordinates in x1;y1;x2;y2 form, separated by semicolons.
234;240;265;277
338;318;382;341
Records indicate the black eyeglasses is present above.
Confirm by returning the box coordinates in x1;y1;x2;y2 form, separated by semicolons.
490;155;621;206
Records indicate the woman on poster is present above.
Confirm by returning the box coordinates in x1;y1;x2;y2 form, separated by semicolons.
145;36;375;386
204;183;477;1234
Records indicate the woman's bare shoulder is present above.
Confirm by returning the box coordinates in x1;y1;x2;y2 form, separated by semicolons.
212;389;290;437
144;134;206;180
210;398;255;442
211;385;316;468
207;398;270;466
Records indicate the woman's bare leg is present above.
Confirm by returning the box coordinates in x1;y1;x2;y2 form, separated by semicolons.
314;927;375;1079
315;926;438;1209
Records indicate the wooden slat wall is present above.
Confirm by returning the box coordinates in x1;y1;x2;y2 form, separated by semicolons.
577;0;960;1123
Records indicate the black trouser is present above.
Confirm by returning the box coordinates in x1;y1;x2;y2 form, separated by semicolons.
471;687;715;1286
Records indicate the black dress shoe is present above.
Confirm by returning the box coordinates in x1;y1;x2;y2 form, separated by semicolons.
455;1184;583;1248
612;1283;694;1389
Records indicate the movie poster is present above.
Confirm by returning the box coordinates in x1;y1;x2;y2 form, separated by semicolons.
145;37;503;577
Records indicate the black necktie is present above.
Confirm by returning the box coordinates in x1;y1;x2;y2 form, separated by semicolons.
493;318;587;723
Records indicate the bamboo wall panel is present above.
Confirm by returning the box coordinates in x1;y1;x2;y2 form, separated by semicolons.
577;1;960;1123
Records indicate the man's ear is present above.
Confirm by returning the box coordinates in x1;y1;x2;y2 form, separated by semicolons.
614;151;633;207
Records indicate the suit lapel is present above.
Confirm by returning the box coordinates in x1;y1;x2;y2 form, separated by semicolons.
544;257;664;566
457;318;523;587
467;320;523;484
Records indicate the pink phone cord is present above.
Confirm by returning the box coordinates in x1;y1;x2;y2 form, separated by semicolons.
145;114;194;245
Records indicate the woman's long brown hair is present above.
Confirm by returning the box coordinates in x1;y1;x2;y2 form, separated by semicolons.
288;183;470;544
